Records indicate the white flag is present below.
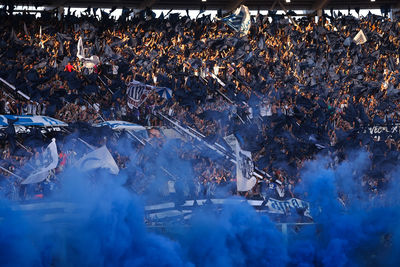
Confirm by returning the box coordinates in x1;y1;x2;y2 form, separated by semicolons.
353;30;367;45
77;36;85;59
22;139;59;184
39;26;44;48
76;146;119;175
235;138;257;192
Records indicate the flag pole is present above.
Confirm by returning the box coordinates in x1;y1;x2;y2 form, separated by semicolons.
0;166;24;180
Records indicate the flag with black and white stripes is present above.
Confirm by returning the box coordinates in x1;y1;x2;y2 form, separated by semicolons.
126;80;154;109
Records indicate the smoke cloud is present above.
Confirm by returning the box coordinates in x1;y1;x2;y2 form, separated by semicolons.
0;137;399;267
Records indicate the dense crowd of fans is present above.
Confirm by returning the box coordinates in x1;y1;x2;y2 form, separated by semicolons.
0;8;400;205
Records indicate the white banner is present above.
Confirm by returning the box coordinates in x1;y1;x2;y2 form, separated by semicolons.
22;139;59;184
76;145;119;175
365;123;400;141
265;198;312;218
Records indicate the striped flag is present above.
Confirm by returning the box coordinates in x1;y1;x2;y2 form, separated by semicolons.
217;5;251;35
126;80;154;109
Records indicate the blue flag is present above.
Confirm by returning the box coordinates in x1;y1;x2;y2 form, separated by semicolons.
218;5;251;35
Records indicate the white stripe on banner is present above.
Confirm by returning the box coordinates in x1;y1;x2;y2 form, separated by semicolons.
126;80;153;109
265;198;312;218
145;202;175;211
145;198;312;220
0;115;68;127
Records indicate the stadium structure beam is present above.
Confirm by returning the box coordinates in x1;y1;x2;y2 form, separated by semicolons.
306;0;330;17
312;0;330;11
226;0;243;12
139;0;157;9
270;0;279;10
277;0;300;29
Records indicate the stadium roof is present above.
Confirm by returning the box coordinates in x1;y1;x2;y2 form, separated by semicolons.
6;0;400;11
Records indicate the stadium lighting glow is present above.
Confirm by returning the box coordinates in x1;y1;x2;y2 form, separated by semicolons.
202;0;207;2
286;0;291;3
370;0;375;2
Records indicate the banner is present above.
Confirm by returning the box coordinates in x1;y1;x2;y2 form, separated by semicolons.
0;115;68;128
218;5;251;35
22;139;59;184
364;123;400;141
93;120;146;131
126;80;154;109
235;138;257;192
265;198;312;219
76;145;119;175
144;198;312;221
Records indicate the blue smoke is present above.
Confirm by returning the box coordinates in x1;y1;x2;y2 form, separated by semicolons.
180;200;287;267
1;140;399;266
0;199;40;266
288;151;400;267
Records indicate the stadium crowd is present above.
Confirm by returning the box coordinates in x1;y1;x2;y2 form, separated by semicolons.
0;7;400;204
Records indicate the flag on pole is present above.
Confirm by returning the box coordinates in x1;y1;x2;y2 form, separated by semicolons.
22;139;59;184
235;138;257;192
39;26;44;48
126;80;154;109
353;30;367;45
77;36;85;59
217;5;251;35
155;87;172;100
76;145;119;175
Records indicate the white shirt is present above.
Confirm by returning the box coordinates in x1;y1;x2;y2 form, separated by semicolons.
4;101;11;114
121;106;127;116
213;65;219;76
32;103;37;115
93;103;100;113
26;103;33;115
112;65;119;75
